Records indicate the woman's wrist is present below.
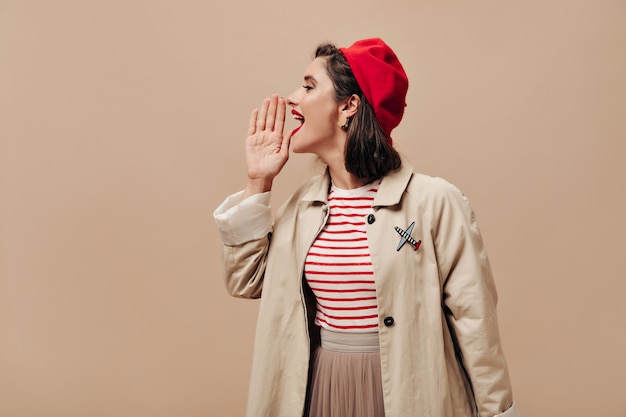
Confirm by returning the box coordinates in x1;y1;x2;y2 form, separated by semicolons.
243;177;273;199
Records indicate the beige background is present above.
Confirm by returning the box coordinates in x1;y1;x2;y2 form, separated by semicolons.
1;0;625;416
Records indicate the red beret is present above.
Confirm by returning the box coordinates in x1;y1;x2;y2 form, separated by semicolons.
339;38;408;144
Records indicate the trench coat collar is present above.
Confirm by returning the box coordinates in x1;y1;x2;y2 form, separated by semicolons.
300;168;331;204
299;156;414;207
373;156;414;207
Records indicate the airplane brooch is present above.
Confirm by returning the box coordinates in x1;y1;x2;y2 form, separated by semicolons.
394;222;422;251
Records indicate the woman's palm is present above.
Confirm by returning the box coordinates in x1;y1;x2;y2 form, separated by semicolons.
245;94;291;181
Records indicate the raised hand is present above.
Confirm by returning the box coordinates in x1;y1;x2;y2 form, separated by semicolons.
243;94;292;197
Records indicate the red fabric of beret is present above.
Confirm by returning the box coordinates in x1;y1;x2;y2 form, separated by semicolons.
339;38;408;144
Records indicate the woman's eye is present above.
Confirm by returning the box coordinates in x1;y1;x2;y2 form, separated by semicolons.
302;85;313;91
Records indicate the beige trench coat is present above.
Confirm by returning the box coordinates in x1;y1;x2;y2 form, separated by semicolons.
217;158;519;417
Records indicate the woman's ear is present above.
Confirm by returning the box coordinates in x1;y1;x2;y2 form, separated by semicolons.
342;94;361;118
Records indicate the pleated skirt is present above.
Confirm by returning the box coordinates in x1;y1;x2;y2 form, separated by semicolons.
307;327;385;417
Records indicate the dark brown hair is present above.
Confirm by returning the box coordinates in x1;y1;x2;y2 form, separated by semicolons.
314;43;401;180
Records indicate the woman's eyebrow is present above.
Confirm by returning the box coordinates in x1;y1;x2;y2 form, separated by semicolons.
304;75;317;83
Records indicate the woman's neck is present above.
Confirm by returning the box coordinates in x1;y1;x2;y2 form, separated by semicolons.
327;164;369;190
318;139;370;190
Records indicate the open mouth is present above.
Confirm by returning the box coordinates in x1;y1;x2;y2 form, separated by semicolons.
291;109;304;135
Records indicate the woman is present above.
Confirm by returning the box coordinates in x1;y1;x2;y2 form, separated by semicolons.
214;38;520;417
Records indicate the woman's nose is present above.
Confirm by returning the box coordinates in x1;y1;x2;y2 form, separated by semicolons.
286;89;300;107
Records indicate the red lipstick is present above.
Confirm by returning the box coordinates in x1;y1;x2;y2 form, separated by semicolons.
291;109;304;135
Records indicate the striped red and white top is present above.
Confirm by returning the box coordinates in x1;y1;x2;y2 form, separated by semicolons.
304;179;381;333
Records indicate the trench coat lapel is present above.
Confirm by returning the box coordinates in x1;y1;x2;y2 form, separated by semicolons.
296;170;331;270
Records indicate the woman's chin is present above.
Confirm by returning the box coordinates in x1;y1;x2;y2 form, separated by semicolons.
290;129;305;153
291;143;304;154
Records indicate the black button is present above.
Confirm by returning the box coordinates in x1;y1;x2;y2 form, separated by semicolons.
367;214;376;224
383;316;395;327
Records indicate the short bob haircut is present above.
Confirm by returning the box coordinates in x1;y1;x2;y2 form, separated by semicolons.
315;43;401;180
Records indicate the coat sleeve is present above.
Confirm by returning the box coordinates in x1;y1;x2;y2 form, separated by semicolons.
432;180;520;417
213;191;273;299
